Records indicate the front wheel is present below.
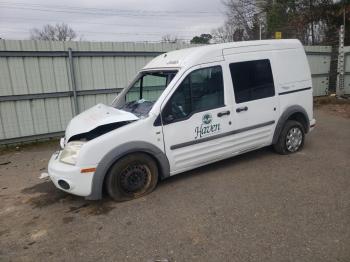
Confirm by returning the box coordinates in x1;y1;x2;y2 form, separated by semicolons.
106;153;158;202
273;120;305;155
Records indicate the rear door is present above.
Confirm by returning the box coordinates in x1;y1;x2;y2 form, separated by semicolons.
224;53;279;151
161;64;234;174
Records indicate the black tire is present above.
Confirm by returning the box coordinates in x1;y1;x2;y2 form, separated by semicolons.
273;120;305;155
106;153;158;202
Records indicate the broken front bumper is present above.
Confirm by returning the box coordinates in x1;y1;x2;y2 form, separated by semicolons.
48;151;95;197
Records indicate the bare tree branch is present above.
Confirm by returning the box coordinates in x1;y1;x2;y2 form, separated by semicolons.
161;34;179;43
212;0;267;43
30;23;78;41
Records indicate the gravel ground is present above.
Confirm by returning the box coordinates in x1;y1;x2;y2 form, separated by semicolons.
0;107;349;262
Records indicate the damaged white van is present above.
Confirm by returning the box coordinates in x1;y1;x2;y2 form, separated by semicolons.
48;39;316;201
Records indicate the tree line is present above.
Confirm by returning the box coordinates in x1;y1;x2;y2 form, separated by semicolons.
190;0;349;45
209;0;349;45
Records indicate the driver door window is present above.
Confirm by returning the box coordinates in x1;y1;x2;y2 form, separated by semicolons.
162;66;224;124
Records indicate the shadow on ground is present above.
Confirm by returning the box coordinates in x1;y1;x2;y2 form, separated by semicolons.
21;181;115;216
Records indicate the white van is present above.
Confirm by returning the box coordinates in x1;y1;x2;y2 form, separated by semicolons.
48;39;316;201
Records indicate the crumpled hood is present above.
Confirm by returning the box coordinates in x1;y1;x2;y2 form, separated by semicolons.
65;103;139;142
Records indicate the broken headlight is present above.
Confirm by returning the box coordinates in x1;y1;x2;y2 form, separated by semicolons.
59;141;85;165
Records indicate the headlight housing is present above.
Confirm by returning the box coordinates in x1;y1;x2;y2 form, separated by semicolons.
59;141;85;165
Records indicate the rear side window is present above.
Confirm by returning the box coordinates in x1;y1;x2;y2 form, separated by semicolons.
229;59;275;103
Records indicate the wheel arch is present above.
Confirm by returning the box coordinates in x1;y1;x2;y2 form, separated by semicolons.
273;105;310;144
86;141;170;200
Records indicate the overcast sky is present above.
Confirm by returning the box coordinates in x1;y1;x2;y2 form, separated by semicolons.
0;0;226;42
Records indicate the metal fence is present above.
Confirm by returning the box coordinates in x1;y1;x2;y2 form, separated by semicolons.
304;46;332;97
0;40;337;144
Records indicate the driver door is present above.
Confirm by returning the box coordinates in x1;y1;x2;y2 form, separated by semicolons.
161;65;233;174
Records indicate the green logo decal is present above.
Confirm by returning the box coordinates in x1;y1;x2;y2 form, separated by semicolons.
202;113;212;125
195;113;220;139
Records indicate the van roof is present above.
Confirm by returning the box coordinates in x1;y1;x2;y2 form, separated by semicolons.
143;39;303;70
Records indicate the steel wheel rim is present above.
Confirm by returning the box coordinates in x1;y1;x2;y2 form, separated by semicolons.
119;164;151;194
286;127;303;152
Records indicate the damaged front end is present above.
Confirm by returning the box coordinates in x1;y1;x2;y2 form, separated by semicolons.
63;103;139;145
68;121;133;142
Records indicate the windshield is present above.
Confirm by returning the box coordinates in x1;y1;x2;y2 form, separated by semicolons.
117;70;177;117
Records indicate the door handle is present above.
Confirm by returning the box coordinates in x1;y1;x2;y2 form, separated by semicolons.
236;106;248;113
217;110;230;117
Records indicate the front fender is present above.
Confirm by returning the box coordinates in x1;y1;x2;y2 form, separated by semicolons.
86;141;170;200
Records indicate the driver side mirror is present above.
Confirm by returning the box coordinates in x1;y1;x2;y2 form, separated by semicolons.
164;114;174;123
160;102;175;124
154;112;174;126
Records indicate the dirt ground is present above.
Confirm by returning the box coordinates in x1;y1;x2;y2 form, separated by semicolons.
314;96;350;119
0;107;349;262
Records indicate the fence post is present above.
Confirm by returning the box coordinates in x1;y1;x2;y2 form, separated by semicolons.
336;25;345;97
68;48;79;115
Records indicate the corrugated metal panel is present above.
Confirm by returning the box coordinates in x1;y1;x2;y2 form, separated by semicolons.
31;99;49;134
0;40;336;144
304;46;332;96
0;101;20;139
0;57;13;96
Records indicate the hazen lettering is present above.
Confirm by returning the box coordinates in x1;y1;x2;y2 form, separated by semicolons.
194;123;221;139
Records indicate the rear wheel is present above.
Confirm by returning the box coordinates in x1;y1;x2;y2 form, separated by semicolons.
106;153;158;202
273;120;305;155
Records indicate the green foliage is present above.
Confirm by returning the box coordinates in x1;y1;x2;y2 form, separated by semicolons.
266;3;286;33
263;0;349;44
190;34;213;44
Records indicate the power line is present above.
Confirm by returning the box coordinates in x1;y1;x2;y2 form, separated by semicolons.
0;16;210;33
0;1;221;15
1;24;201;36
1;28;196;38
0;2;220;41
0;3;221;18
1;30;193;42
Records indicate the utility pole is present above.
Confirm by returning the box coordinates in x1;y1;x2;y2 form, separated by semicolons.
258;15;263;40
336;25;345;98
259;23;262;40
344;3;346;40
310;0;314;45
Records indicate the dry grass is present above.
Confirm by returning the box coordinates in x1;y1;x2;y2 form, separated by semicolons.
314;95;350;119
